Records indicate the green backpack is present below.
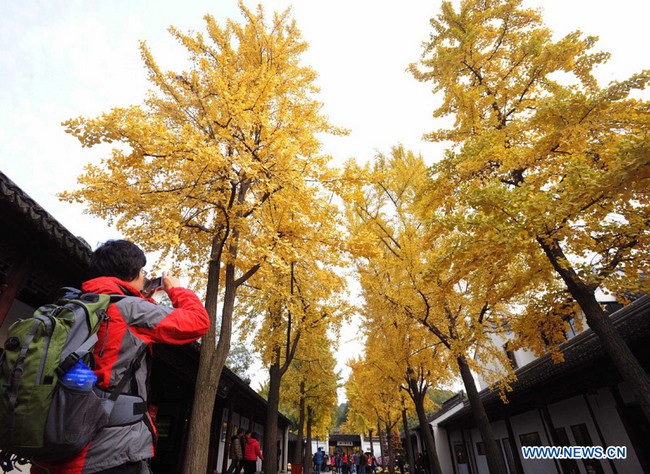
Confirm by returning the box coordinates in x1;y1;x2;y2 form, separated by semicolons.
0;288;113;468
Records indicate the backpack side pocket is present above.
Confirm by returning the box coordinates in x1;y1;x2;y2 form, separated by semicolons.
43;384;109;461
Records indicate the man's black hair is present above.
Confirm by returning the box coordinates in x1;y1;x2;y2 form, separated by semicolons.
90;239;146;281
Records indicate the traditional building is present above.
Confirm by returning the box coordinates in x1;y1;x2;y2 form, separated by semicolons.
314;434;381;456
407;296;650;474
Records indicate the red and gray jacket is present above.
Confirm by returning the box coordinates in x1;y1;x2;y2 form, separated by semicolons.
32;276;210;474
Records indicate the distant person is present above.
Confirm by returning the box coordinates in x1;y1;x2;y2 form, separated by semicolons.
366;454;374;474
244;432;264;474
226;429;245;474
353;450;360;474
416;454;424;474
241;431;250;473
358;451;367;474
421;452;430;474
335;453;343;474
314;447;324;474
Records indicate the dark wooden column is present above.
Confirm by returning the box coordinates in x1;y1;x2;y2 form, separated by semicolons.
222;401;235;474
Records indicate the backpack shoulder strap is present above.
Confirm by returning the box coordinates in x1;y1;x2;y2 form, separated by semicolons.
55;292;125;377
108;343;148;402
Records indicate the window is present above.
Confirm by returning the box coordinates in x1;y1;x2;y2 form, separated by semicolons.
454;443;468;464
519;432;541;447
504;344;518;369
570;424;604;474
554;428;580;473
570;424;592;445
501;438;516;474
221;419;229;443
476;441;485;455
221;408;229;442
564;316;578;340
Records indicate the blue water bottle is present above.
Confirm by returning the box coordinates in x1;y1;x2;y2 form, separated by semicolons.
60;360;97;391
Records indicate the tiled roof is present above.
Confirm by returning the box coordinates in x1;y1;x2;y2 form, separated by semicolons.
0;170;92;265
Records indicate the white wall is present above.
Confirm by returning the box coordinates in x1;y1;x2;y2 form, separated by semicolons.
360;436;381;455
217;410;279;474
429;402;464;474
436;387;645;474
547;390;643;474
310;437;329;455
509;410;556;474
585;386;642;473
466;421;510;474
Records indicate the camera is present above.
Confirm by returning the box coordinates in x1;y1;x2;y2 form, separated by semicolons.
143;276;163;294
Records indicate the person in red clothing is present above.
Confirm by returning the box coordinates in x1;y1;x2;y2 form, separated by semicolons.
243;431;264;474
31;240;210;474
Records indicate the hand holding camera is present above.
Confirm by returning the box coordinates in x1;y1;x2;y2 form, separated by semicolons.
162;271;180;292
143;271;180;298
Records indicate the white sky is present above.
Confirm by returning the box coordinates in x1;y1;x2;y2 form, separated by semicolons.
1;0;649;402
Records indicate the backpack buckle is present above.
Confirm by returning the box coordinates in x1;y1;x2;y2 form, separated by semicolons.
56;352;81;378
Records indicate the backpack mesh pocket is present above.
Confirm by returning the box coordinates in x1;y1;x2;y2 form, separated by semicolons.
43;384;109;461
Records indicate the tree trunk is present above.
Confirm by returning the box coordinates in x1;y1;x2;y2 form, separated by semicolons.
401;408;415;474
305;408;314;473
405;378;442;474
183;179;259;474
184;345;224;474
377;426;385;466
265;268;300;474
580;295;650;421
539;237;650;422
293;382;306;465
385;426;395;474
457;355;506;474
368;429;374;456
264;360;282;474
182;234;233;474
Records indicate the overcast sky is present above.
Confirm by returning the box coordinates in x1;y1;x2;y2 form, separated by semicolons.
1;0;648;399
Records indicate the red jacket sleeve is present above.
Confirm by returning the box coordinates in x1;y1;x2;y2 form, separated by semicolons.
128;287;210;344
255;440;264;460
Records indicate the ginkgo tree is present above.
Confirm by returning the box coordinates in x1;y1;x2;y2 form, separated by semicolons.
278;339;340;470
360;304;451;474
344;145;545;474
237;198;350;474
61;4;344;473
357;242;515;474
256;336;339;473
410;0;650;421
345;354;403;474
303;349;340;472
